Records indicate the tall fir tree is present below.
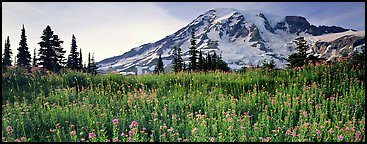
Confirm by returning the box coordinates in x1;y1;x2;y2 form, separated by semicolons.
206;52;212;71
2;36;12;67
32;48;37;67
67;34;79;70
172;46;184;73
198;50;204;71
16;24;32;67
172;46;178;72
294;36;309;56
89;53;97;75
37;25;65;72
287;36;309;68
218;53;230;72
189;29;198;71
212;52;218;71
176;47;183;72
53;35;66;70
154;54;164;74
78;48;83;71
87;52;91;73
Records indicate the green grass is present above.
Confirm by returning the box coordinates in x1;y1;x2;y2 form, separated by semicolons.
1;60;365;142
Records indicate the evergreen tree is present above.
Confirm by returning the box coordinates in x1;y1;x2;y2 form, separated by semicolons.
198;50;204;71
89;53;97;75
16;25;31;67
172;46;183;73
2;36;12;67
189;29;198;71
217;53;230;72
206;52;212;71
66;55;72;68
32;48;37;67
66;34;79;70
287;36;309;68
176;47;183;72
37;25;65;72
87;52;91;73
212;52;218;71
53;35;66;70
78;48;83;71
294;36;309;56
154;54;164;74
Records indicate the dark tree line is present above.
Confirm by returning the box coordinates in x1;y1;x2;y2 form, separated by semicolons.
2;24;97;74
158;29;229;74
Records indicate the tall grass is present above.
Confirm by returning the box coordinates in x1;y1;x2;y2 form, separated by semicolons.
1;60;365;142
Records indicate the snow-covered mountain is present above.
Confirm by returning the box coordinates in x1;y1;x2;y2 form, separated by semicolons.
97;8;364;74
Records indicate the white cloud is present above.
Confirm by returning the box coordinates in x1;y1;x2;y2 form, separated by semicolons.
2;2;186;62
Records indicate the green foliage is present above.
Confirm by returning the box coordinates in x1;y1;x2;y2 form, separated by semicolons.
198;50;204;71
172;47;183;73
189;29;198;71
287;36;309;68
287;53;306;68
154;54;164;74
66;35;80;70
32;48;37;67
3;36;13;67
16;25;32;67
2;60;364;142
88;53;97;75
37;25;66;72
78;48;83;71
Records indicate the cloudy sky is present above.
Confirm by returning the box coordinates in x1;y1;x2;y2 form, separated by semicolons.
2;2;365;63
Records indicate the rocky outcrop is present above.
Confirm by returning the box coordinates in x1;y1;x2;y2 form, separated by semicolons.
307;25;351;36
275;16;351;36
284;16;311;34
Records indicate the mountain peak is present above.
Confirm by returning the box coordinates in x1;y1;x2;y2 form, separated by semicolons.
97;8;361;74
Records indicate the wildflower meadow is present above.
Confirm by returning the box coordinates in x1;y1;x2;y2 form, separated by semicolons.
1;59;365;142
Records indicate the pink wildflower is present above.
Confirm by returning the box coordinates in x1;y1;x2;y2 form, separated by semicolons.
178;138;182;141
121;132;126;137
83;97;86;101
6;126;13;132
70;131;76;136
303;111;308;117
129;131;134;136
89;133;95;139
112;119;118;125
303;122;310;128
337;135;344;141
345;127;350;131
128;137;133;141
129;121;138;128
113;138;118;142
